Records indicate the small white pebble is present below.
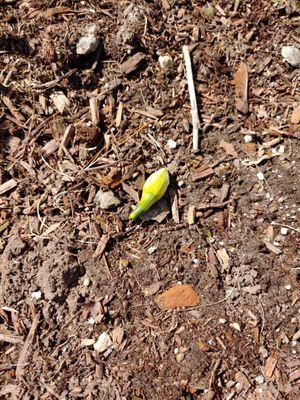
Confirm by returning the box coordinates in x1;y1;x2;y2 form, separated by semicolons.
94;332;112;353
88;317;95;325
174;347;179;354
285;284;292;290
148;246;157;255
255;375;265;385
178;180;184;187
280;227;288;235
219;318;227;324
244;135;252;143
83;277;90;287
167;139;177;149
192;258;199;264
257;172;265;181
31;291;42;300
229;322;241;332
278;145;285;154
159;55;174;69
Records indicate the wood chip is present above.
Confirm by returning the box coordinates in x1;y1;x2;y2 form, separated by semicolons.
155;284;200;310
169;188;180;223
216;248;230;272
122;182;139;202
0;179;17;195
144;281;161;296
16;315;39;380
264;240;282;255
161;0;171;10
89;97;100;125
50;91;70;114
92;234;110;259
291;104;300;124
289;369;300;382
192;166;214;181
118;52;146;74
264;355;278;379
2;96;25;124
219;182;230;203
233;62;248;114
187;205;196;225
219;139;238;158
115;101;123;127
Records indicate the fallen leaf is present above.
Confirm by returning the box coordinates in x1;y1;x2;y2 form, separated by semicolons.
155;284;200;310
234;62;248;113
291;104;300;124
219;139;238;158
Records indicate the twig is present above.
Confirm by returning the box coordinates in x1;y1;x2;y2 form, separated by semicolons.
182;45;200;151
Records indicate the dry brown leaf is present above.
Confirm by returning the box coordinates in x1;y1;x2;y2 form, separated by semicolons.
291;104;300;124
219;139;238;158
155;284;200;310
234;62;248;114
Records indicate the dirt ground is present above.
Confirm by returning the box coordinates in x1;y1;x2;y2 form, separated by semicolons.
0;1;300;399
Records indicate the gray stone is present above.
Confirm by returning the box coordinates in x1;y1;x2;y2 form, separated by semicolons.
94;189;121;210
281;46;300;67
76;24;100;55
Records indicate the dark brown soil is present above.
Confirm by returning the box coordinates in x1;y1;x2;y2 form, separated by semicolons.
0;1;299;399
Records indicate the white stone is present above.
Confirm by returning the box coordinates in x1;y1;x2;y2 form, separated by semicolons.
31;291;42;300
256;172;265;181
285;284;291;290
219;318;227;324
94;332;112;352
94;189;121;210
76;24;100;55
281;46;300;67
167;139;177;149
148;245;157;255
280;227;288;235
244;135;252;143
229;322;241;332
88;317;95;325
159;55;174;69
255;375;265;385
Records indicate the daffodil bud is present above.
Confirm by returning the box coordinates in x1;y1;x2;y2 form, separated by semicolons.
129;167;170;219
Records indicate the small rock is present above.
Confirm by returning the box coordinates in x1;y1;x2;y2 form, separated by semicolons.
94;189;121;210
285;284;292;290
244;134;252;143
176;352;185;363
94;332;112;353
81;338;95;347
159;55;174;69
83;277;90;287
255;375;265;385
147;245;157;255
256;172;265;181
281;46;300;67
155;284;200;310
76;24;100;55
219;318;227;324
280;227;288;235
230;322;241;332
167;139;177;149
31;291;42;300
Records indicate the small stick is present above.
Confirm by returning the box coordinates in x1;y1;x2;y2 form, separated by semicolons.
182;45;200;151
